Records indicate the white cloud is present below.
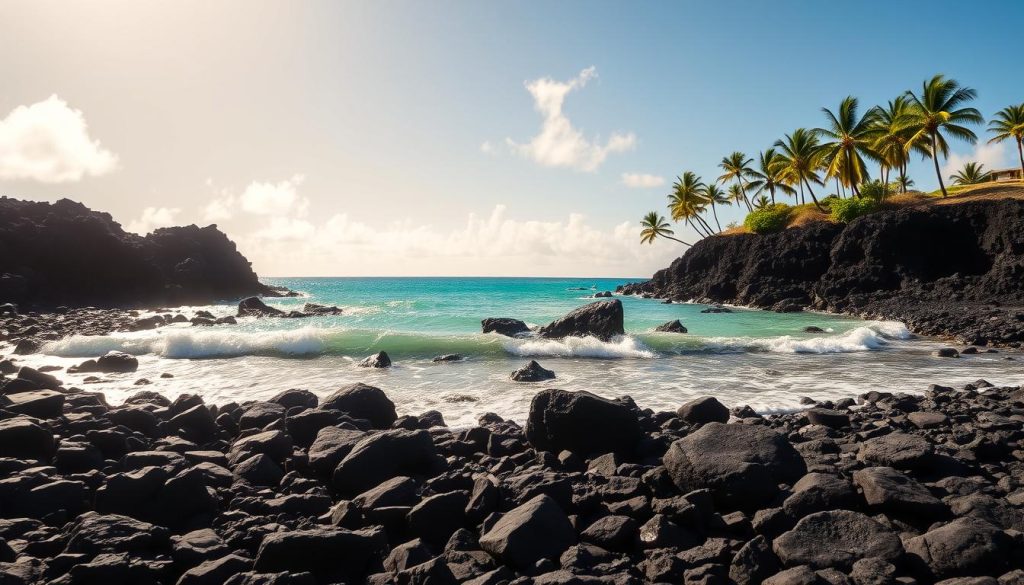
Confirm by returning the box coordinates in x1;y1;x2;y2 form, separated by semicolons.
942;142;1009;179
239;204;682;277
0;95;118;183
201;194;235;222
621;173;665;188
506;67;636;172
126;207;181;234
240;174;308;216
480;141;496;155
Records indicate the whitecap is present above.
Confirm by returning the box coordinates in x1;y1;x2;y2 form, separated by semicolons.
503;335;657;359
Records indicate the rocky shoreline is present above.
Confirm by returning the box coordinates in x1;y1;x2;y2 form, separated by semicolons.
1;337;1022;584
619;199;1024;348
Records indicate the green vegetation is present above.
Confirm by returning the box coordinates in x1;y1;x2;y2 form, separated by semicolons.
829;197;877;223
744;204;792;234
950;162;991;185
636;73;1024;246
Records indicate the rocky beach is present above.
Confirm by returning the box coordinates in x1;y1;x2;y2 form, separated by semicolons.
2;196;1023;584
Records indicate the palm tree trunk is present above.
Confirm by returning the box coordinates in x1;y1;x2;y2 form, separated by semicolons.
666;235;691;247
798;181;806;205
710;203;722;232
769;185;776;205
695;214;716;236
1017;138;1024;181
835;177;842;198
736;179;752;211
846;155;860;198
804;179;824;211
686;217;710;238
931;132;948;198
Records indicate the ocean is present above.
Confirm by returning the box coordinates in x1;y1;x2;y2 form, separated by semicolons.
31;277;1023;427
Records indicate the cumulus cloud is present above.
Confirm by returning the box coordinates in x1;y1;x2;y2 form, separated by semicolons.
240;204;681;276
201;194;235;222
506;67;636;172
126;207;180;234
942;142;1009;179
240;174;308;216
480;141;496;155
0;95;118;183
621;173;665;188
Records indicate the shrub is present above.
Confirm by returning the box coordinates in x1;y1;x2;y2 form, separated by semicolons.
829;197;877;222
859;180;894;202
743;203;792;234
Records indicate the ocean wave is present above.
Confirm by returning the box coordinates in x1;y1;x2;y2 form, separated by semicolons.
700;321;911;354
503;335;657;359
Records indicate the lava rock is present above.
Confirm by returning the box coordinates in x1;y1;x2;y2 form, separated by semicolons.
358;351;392;368
481;318;530;337
676;396;729;424
320;383;397;428
772;510;904;570
478;494;576;571
510;360;556;382
526;389;642;456
537;299;624;341
654;319;688;333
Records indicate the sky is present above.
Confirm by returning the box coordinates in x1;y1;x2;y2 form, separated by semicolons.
1;0;1021;277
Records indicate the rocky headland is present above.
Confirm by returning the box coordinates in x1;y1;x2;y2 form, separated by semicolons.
0;361;1022;584
620;198;1024;347
0;197;274;309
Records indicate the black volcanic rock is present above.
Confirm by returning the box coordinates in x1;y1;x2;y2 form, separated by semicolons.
654;319;687;333
481;317;530;337
537;299;624;341
621;199;1024;346
510;360;555;382
0;197;270;308
525;388;642;456
237;297;284;317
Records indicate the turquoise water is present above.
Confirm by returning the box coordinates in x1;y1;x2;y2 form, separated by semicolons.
30;277;1023;426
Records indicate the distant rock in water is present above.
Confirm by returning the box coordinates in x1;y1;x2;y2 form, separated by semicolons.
933;347;960;358
481;317;530;337
0;196;272;308
803;326;825;333
510;360;555;382
655;319;687;333
700;305;732;313
237;297;284;318
431;354;463;363
593;291;612;298
537;299;624;341
303;303;343;315
358;352;392;368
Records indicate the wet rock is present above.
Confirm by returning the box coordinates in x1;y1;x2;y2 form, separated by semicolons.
677;396;729;424
510;360;555;382
537;299;624;341
237;297;284;317
303;303;343;315
320;383;397;429
526;389;642;456
772;510;903;570
481;318;530;337
663;422;806;509
91;351;139;373
358;351;392;368
805;408;850;429
934;348;960;358
655;319;687;333
478;494;576;571
432;354;464;363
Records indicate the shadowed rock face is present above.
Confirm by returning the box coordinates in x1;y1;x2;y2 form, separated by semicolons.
0;197;269;307
621;199;1024;345
538;299;625;341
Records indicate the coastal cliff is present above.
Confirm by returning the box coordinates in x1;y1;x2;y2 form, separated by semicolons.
0;197;271;308
622;199;1024;346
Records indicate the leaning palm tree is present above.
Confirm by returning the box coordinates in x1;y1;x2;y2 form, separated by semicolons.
774;128;825;210
988;103;1024;180
814;96;879;197
949;162;991;185
746;148;796;205
640;211;690;246
702;184;729;232
717;152;755;211
904;75;984;197
668;172;715;237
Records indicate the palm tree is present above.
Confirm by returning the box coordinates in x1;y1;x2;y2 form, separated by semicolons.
904;75;984;197
774;128;825;210
752;194;771;209
895;171;915;193
702;184;729;232
668;172;715;237
988;103;1024;180
640;211;691;246
949;162;991;185
814;96;879;197
717;152;755;211
869;96;926;186
747;148;796;204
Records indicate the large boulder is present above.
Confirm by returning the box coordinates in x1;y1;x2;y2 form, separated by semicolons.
525;389;642;456
654;319;687;333
320;383;397;429
357;352;391;368
662;422;806;509
676;396;729;424
903;517;1011;580
331;429;441;494
478;494;576;571
95;351;139;373
65;512;170;555
237;297;284;318
852;466;947;519
0;417;56;461
481;318;530;337
856;432;934;470
308;426;366;475
537;300;624;341
254;528;386;582
772;510;904;570
4;389;65;418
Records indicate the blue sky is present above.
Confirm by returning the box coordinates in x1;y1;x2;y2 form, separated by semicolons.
1;1;1020;276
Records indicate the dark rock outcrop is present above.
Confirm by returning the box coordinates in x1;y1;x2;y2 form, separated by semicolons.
538;299;624;341
620;199;1024;346
525;388;642;456
481;318;530;337
0;197;271;308
510;360;555;382
654;319;687;333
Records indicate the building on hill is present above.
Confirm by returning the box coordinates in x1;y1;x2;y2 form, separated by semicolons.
989;168;1023;182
